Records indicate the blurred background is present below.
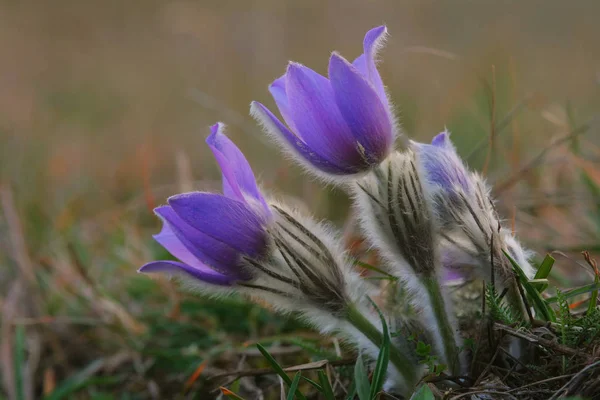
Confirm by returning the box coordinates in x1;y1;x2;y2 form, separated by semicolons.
0;1;599;398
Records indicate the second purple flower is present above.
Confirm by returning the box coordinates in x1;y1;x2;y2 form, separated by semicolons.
251;26;398;176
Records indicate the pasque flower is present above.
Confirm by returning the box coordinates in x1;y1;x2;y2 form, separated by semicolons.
414;131;535;319
250;26;399;177
413;130;472;196
139;123;271;286
140;123;419;392
353;149;463;374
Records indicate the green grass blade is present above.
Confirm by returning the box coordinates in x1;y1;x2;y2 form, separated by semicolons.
256;343;307;400
345;378;357;400
504;250;556;322
355;261;396;279
300;376;323;393
369;300;390;399
588;274;599;315
354;353;371;400
546;282;600;303
287;372;302;400
44;359;105;400
533;254;555;292
410;384;435;400
14;325;25;400
317;370;335;400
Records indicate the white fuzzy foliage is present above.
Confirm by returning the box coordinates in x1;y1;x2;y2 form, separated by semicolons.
148;197;416;390
432;172;536;286
351;149;462;368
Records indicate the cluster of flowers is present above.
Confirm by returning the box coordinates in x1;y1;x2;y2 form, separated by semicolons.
140;26;535;394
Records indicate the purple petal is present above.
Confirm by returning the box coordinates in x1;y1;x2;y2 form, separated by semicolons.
352;26;388;109
268;75;296;132
155;205;244;276
206;123;268;213
329;53;393;165
285;63;368;171
168;192;268;257
153;216;205;268
431;131;452;148
442;267;465;282
139;261;235;286
250;101;358;175
414;133;471;193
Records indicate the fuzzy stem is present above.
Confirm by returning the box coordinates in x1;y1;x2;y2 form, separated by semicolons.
421;275;461;374
345;304;417;389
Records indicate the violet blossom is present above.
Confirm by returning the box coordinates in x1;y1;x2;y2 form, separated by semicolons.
250;26;399;177
138;123;271;286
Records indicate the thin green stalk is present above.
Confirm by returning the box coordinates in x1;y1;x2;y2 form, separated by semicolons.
421;276;460;374
345;304;417;390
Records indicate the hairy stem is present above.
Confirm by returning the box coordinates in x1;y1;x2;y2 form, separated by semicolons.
346;304;418;391
421;275;461;374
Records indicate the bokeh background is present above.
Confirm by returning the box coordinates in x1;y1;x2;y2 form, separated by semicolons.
1;1;599;398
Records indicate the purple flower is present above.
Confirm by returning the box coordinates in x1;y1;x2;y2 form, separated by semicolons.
250;26;396;176
413;131;472;194
139;123;271;286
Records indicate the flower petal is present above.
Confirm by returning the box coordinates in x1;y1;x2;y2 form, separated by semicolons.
413;133;471;193
138;260;235;286
442;267;465;282
329;53;393;165
153;216;204;268
285;63;367;171
352;26;388;108
168;192;268;257
431;131;452;148
250;101;358;175
154;205;244;276
206;123;268;212
268;75;296;132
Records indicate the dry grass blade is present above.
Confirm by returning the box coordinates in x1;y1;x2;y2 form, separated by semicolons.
547;360;600;400
0;186;37;289
1;281;23;400
207;358;356;381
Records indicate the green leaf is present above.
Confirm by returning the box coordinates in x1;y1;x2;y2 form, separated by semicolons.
588;274;599;315
546;282;600;303
44;359;106;400
504;250;556;322
256;344;307;400
355;261;396;279
317;370;335;400
14;325;25;400
300;376;323;393
354;353;371;400
345;378;357;400
410;384;435;400
533;254;555;292
369;300;390;399
416;341;431;357
287;372;302;400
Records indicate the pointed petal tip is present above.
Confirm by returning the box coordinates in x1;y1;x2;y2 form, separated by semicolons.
249;100;262;115
167;192;204;208
328;51;355;71
207;122;226;145
268;74;286;90
431;131;452;148
286;61;312;77
249;101;269;118
138;262;162;274
372;25;387;34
